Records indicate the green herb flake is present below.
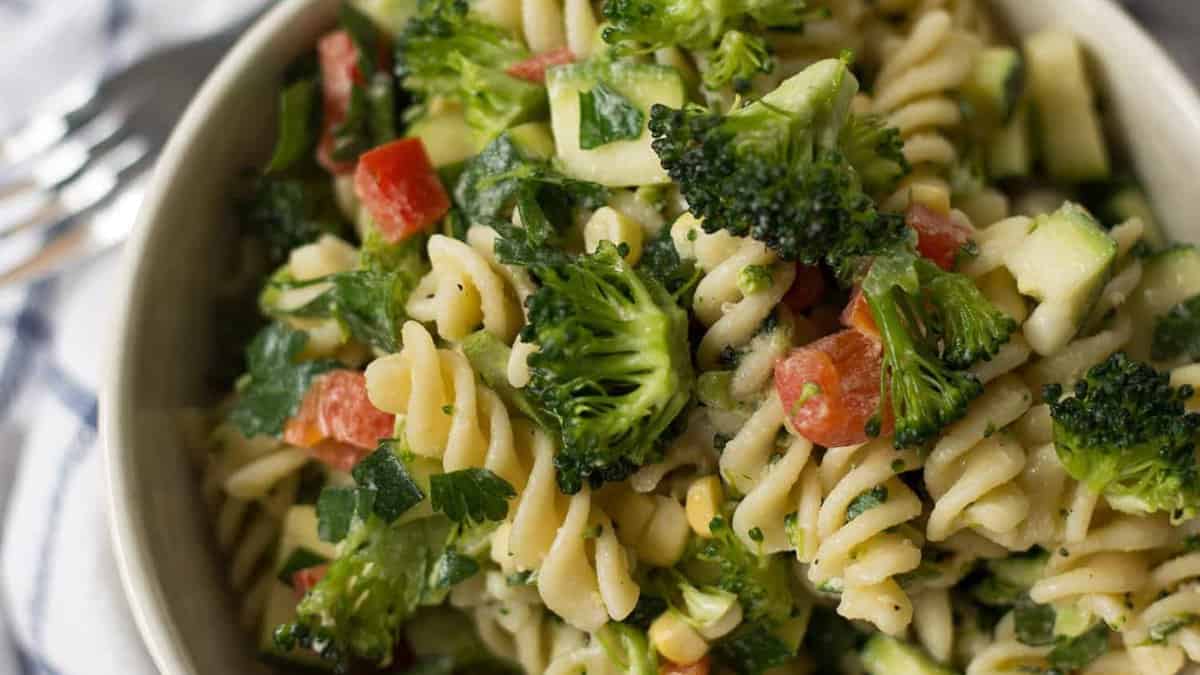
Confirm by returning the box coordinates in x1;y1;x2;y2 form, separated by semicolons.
578;81;644;150
1048;623;1110;671
430;549;481;589
846;486;888;523
227;323;339;439
352;441;427;523
737;264;775;295
430;468;518;524
316;486;360;543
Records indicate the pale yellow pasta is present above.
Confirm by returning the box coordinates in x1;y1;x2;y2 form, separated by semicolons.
1023;310;1133;398
811;440;925;634
406;229;525;344
596;484;691;567
720;392;818;554
583;206;644;264
562;0;598;58
873;10;981;212
521;0;566;53
683;221;797;369
961;216;1033;280
912;588;954;664
925;375;1033;544
629;409;720;494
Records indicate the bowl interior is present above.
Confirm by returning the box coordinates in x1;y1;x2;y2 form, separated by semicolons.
105;1;1200;673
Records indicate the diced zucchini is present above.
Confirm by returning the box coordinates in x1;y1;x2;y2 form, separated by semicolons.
1127;246;1200;360
408;110;482;168
1024;30;1110;182
352;0;419;35
547;61;686;186
1005;202;1116;356
273;506;338;581
506;121;556;160
988;102;1032;179
257;580;331;669
1100;185;1165;250
963;46;1025;126
861;634;957;675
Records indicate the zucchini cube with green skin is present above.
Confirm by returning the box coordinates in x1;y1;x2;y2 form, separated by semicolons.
861;634;957;675
1024;30;1110;182
547;61;686;186
407;110;482;168
1127;245;1200;361
962;46;1024;126
1005;202;1116;356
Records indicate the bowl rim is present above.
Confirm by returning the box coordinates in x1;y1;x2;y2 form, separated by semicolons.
101;1;1200;673
102;1;325;673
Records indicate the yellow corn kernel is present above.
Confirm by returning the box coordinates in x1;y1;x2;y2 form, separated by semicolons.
686;476;724;537
584;206;644;264
639;496;689;567
650;610;709;665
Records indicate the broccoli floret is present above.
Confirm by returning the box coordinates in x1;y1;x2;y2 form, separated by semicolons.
1152;294;1200;362
596;623;658;675
397;0;545;141
1045;352;1200;520
864;249;1014;447
601;0;820;90
693;516;794;625
705;30;773;93
648;58;908;270
274;515;450;668
646;568;740;632
840;113;911;195
497;238;694;493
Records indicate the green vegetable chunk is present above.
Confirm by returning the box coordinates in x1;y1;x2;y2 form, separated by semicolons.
596;623;658;675
266;78;319;174
649;57;909;272
227;323;340;438
1153;294;1200;362
1045;352;1200;520
860;634;957;675
242;177;347;267
1047;623;1110;671
274;515;451;668
496;235;694;493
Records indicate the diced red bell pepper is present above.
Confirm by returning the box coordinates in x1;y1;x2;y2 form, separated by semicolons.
782;263;827;314
659;655;711;675
505;47;575;83
354;138;450;242
284;370;394;470
840;285;879;338
316;30;363;175
908;203;975;271
776;329;892;448
292;564;329;600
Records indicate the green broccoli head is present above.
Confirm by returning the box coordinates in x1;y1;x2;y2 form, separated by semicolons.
648;58;908;269
839;113;911;195
1045;352;1200;520
864;250;1013;448
502;239;694;493
704;30;773;93
601;0;817;51
274;516;450;668
397;0;544;140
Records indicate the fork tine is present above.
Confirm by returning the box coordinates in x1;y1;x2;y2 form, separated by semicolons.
0;176;146;288
0;107;128;203
0;136;149;239
0;77;101;169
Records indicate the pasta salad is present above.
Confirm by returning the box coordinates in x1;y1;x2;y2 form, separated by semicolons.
201;0;1200;673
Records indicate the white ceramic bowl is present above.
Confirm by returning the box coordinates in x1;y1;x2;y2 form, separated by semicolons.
103;1;1200;673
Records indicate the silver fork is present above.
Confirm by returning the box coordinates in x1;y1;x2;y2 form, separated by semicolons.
0;10;263;287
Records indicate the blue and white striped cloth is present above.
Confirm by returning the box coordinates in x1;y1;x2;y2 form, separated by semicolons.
0;2;264;673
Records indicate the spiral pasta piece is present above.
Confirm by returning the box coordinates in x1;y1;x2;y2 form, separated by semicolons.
872;10;981;212
925;375;1033;543
1031;514;1171;631
810;439;925;634
1123;549;1200;674
719;392;821;561
202;425;308;628
406;228;526;344
675;218;797;370
367;322;641;631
